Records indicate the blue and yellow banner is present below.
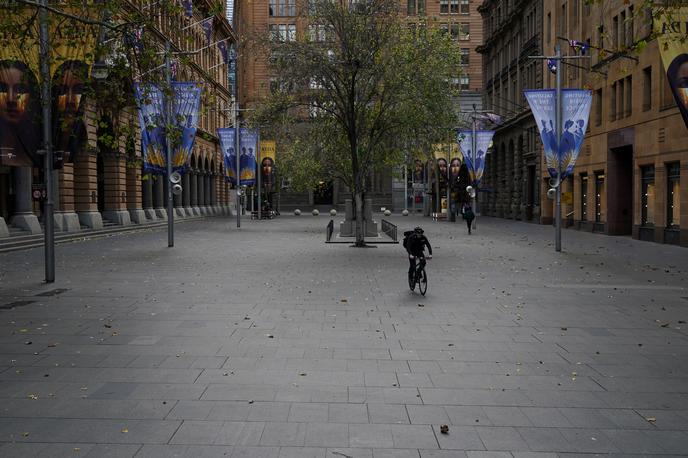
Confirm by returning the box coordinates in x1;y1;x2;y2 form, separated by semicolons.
219;127;237;185
655;7;688;129
524;89;591;179
218;127;259;186
134;84;166;174
456;130;494;186
170;82;202;170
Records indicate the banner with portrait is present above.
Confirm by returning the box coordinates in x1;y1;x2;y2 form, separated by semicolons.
170;82;202;171
259;140;276;192
457;130;494;186
525;89;591;180
0;1;101;166
655;7;688;129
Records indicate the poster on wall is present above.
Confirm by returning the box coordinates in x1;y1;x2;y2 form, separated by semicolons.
0;1;100;167
655;7;688;129
524;89;591;180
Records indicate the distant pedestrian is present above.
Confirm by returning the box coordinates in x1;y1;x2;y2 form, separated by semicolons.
461;203;475;234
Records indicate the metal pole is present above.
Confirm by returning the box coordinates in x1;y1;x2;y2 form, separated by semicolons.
234;67;241;228
165;41;174;247
403;162;407;212
471;108;477;230
257;142;261;220
555;44;562;252
39;0;54;283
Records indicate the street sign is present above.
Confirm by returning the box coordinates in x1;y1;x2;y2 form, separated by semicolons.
562;192;573;205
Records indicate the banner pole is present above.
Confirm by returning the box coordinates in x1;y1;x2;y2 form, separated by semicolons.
555;44;562;253
472;107;477;231
40;0;55;282
165;41;174;247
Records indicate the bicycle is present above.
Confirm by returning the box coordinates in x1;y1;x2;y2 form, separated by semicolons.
408;255;429;296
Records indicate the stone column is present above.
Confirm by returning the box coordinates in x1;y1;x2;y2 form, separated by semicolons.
190;171;200;216
182;172;193;216
127;166;145;224
56;163;80;232
143;174;156;220
153;175;166;219
74;153;103;229
174;178;185;218
10;167;41;234
198;172;206;215
102;155;131;226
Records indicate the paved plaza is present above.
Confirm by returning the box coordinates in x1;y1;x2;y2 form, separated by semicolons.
1;214;688;457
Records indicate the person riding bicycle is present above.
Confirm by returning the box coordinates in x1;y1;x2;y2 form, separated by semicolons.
403;226;433;283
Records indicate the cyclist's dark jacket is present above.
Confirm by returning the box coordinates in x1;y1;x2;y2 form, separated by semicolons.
403;231;433;257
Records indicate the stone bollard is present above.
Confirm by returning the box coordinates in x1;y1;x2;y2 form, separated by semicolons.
402;209;409;216
312;209;320;216
330;209;337;216
294;209;301;216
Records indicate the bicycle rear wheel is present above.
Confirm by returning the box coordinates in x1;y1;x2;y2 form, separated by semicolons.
418;269;427;296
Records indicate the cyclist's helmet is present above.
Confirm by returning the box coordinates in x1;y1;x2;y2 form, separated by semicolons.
413;226;424;234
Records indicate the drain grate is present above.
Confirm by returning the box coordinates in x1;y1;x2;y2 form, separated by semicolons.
0;300;36;310
35;288;70;297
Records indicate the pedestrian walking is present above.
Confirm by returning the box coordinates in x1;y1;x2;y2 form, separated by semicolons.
461;203;475;234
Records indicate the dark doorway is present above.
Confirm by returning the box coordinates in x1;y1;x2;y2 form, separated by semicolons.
606;145;633;235
313;180;333;205
525;165;536;221
97;155;105;213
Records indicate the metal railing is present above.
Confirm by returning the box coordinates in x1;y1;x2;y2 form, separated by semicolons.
326;219;334;242
381;219;398;243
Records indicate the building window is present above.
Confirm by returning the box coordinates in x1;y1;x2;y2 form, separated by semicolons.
625;75;632;117
269;0;296;17
642;66;652;111
610;82;617;121
460;0;469;14
440;0;448;14
450;23;460;40
309;24;327;42
459;22;470;40
460;48;469;65
450;0;459;14
641;165;655;226
460;75;469;90
407;0;415;15
595;172;605;222
618;78;625;119
594;88;602;126
667;162;680;228
581;173;588;221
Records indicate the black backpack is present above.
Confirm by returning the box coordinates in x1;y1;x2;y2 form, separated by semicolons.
402;230;414;249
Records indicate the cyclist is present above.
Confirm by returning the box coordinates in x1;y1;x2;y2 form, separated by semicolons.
403;226;433;283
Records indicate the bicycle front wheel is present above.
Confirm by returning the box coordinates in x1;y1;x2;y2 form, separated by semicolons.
418;269;427;296
408;272;416;291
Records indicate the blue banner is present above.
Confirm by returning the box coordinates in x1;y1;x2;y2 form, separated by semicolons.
134;84;166;174
457;130;494;186
240;128;259;186
218;127;237;185
182;0;193;18
171;82;202;171
525;89;592;179
218;128;259;186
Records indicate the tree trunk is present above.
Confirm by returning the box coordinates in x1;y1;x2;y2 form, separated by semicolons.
354;191;365;247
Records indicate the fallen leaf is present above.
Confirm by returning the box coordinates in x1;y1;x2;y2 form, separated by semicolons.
646;416;656;423
440;424;449;434
121;427;128;433
417;303;425;307
22;432;29;437
27;394;38;400
340;299;348;302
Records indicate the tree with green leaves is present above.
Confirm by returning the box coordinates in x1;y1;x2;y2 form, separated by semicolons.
252;0;461;246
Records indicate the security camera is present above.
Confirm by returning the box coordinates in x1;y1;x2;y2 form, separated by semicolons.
547;188;556;199
548;177;560;188
172;184;183;196
169;171;182;185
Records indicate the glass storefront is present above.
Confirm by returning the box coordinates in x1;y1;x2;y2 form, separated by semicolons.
667;162;680;228
641;165;655;226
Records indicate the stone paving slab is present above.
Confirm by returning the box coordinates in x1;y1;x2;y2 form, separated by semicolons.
1;215;688;456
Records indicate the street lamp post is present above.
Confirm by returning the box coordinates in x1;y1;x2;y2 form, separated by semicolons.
39;0;55;282
528;44;588;252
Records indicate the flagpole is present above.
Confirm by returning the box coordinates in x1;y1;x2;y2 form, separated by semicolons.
40;0;55;282
555;44;562;253
471;106;477;231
